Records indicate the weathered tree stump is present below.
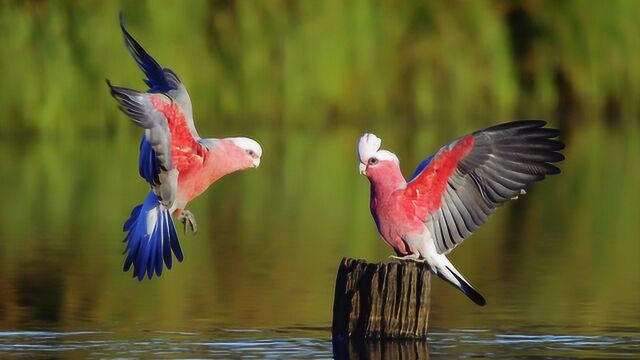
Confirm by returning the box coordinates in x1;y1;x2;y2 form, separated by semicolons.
331;257;431;340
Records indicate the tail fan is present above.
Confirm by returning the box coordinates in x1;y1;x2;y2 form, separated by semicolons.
123;191;183;280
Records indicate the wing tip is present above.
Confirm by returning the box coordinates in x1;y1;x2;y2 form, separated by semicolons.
117;11;171;93
119;10;127;34
482;119;548;133
105;79;114;93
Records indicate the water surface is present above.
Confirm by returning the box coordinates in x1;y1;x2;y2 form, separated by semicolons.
1;325;638;358
0;129;638;358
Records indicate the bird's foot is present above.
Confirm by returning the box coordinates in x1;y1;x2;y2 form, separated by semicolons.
178;210;198;235
389;254;424;262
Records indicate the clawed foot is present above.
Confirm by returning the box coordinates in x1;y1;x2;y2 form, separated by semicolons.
178;210;198;235
389;254;425;262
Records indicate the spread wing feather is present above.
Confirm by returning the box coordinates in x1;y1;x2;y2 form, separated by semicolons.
107;14;208;208
407;120;564;254
118;12;200;140
107;82;177;207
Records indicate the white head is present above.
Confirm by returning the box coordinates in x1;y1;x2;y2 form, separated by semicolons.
357;133;400;178
228;137;263;168
198;137;262;183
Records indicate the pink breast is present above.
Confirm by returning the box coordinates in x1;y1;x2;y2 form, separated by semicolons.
376;192;426;255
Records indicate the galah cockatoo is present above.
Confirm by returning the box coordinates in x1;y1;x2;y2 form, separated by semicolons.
107;14;262;280
357;121;564;305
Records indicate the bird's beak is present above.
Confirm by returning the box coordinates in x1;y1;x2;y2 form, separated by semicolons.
359;163;367;176
253;158;261;168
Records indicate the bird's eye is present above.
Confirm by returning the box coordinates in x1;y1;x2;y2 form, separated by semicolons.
246;149;255;156
368;158;378;165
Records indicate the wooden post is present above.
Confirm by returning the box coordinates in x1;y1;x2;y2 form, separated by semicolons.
331;257;431;340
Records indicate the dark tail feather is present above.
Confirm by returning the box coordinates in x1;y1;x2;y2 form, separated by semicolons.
122;191;183;280
439;266;487;306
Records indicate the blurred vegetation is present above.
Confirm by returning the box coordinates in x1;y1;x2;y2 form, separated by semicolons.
1;0;640;137
0;0;638;334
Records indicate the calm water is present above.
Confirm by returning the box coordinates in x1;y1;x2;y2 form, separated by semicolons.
1;325;638;358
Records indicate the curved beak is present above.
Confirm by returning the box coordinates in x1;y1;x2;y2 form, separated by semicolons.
359;162;367;175
253;158;261;168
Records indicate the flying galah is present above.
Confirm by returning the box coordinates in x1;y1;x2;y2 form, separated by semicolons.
357;121;564;305
107;13;262;280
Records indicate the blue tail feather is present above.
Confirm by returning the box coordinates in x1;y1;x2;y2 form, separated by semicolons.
135;233;151;280
154;218;164;276
122;191;183;280
168;216;183;262
162;217;173;269
123;204;142;232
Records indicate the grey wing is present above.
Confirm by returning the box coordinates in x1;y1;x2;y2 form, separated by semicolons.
425;120;565;254
107;81;178;208
119;12;200;141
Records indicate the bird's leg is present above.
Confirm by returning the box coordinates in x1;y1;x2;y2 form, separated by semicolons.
390;253;425;263
177;210;198;235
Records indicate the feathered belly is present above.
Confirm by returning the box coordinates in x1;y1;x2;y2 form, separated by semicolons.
174;170;216;208
375;200;427;255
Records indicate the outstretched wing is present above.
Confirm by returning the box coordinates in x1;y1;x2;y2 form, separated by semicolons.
405;120;564;254
108;81;207;201
107;82;177;206
119;12;200;141
107;13;209;208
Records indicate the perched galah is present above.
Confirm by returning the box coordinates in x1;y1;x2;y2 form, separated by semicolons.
107;13;262;280
358;121;564;305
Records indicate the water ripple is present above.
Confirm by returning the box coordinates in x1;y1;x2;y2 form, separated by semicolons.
0;327;638;359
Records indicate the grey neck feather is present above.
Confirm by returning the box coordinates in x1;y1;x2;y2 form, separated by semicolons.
198;138;220;150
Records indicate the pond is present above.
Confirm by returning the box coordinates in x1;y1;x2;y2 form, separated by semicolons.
1;325;638;358
0;125;638;358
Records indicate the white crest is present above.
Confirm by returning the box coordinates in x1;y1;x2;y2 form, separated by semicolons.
358;133;382;163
